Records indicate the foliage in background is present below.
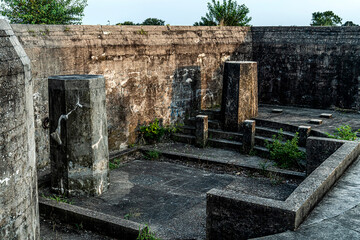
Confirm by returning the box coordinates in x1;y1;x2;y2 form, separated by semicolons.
142;18;165;25
137;225;161;240
0;0;87;24
343;21;358;26
310;11;342;26
265;130;306;169
116;18;165;26
326;125;360;141
194;0;251;26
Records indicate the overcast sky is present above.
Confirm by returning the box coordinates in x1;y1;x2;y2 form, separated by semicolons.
83;0;360;26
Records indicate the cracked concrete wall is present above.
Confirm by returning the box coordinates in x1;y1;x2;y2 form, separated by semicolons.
11;25;252;168
252;27;360;110
0;20;39;239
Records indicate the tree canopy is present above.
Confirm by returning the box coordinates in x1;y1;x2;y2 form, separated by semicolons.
141;18;165;26
117;18;166;26
343;21;358;26
194;0;251;26
310;11;342;26
0;0;87;24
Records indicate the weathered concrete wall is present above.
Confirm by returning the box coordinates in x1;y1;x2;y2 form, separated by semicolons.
11;25;252;168
252;27;360;110
0;20;39;239
9;25;360;169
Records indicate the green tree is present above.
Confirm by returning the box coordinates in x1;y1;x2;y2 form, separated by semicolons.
343;21;358;26
0;0;87;24
141;18;165;25
194;0;251;26
116;21;137;25
310;11;342;26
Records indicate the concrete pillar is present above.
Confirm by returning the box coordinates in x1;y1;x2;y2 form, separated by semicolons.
221;61;258;131
242;120;256;153
0;20;39;239
195;115;208;148
298;126;311;147
49;75;109;196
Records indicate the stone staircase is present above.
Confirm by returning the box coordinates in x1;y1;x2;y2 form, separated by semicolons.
172;109;305;157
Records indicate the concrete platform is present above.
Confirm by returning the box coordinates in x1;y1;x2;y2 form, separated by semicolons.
258;104;360;134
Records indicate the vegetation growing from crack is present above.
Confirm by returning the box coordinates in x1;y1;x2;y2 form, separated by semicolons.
42;193;73;204
326;125;360;141
109;158;124;170
137;225;161;240
139;119;180;144
265;129;305;170
143;150;161;160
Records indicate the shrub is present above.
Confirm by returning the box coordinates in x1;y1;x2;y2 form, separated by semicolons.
265;129;306;169
139;119;180;144
326;125;359;141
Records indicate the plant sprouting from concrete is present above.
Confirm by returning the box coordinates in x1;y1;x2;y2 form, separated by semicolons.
326;125;360;141
137;224;161;240
265;129;305;169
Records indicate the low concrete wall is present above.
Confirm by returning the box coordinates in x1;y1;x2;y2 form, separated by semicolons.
39;197;142;239
206;138;360;239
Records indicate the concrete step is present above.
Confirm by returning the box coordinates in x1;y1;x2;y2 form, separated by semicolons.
255;135;306;152
253;146;270;158
209;129;243;142
253;118;299;133
208;138;242;151
193;109;222;121
185;118;222;130
255;126;295;141
171;133;195;145
178;125;195;135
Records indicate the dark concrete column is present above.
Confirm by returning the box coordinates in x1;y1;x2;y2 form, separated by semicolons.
221;61;258;131
195;115;208;148
298;126;311;147
242;120;256;153
49;75;109;196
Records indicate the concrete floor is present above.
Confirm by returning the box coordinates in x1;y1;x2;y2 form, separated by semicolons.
65;159;298;240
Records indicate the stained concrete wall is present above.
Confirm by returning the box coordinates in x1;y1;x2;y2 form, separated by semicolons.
252;26;360;110
0;20;39;239
11;25;252;168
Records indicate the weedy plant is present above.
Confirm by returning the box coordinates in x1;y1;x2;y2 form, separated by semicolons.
144;150;161;160
137;225;161;240
139;119;180;144
265;129;306;170
109;158;123;170
42;193;73;204
326;125;360;141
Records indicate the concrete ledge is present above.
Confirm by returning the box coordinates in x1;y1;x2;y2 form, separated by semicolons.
39;197;142;239
206;139;360;239
139;147;305;180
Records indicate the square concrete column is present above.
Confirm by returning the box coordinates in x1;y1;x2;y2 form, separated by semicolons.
49;75;109;196
298;126;311;147
221;61;258;131
195;115;208;148
242;120;256;153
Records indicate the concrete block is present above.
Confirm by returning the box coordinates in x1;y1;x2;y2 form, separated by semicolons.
242;120;255;153
49;75;109;196
272;109;283;113
195;115;208;148
320;113;333;118
297;126;311;147
309;119;323;125
221;61;258;131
